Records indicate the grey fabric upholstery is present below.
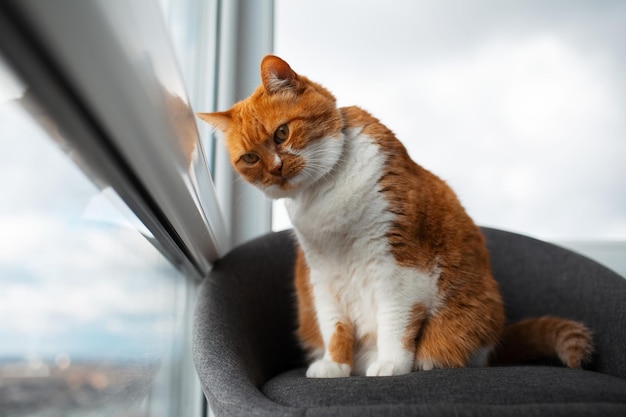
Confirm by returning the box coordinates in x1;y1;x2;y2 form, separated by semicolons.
193;228;626;416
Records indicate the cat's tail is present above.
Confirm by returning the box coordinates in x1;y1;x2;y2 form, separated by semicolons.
493;316;594;368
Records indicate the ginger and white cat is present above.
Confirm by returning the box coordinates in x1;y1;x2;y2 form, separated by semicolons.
198;55;593;378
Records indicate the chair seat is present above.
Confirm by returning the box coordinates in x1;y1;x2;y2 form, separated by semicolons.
193;228;626;416
262;366;626;416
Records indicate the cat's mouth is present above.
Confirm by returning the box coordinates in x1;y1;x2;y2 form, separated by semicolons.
270;164;301;189
275;176;295;191
261;174;303;199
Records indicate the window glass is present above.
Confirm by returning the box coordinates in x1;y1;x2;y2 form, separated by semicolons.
273;0;626;277
0;56;195;417
159;0;218;173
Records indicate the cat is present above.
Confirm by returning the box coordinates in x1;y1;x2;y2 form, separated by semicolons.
197;55;594;378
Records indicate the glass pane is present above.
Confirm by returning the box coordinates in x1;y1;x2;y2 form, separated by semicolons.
0;56;196;416
159;0;218;173
273;0;626;277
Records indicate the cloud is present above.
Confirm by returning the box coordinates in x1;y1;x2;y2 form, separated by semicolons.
0;98;187;360
274;0;626;241
0;217;185;358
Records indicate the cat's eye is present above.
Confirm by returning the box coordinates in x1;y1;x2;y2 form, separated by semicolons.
274;124;289;144
241;153;259;164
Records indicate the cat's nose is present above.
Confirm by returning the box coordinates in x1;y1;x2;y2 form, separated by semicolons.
269;161;283;177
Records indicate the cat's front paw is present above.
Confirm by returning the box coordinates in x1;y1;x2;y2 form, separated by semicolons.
306;359;351;378
366;360;412;377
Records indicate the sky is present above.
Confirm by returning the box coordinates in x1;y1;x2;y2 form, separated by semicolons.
273;0;626;242
0;63;187;363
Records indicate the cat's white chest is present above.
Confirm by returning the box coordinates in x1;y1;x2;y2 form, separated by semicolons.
286;131;440;375
286;132;393;267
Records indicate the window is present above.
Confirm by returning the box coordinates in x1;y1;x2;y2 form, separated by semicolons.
159;0;220;173
273;0;626;277
162;0;275;248
0;58;200;416
1;0;275;415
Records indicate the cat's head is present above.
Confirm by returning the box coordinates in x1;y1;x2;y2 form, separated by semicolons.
197;55;344;199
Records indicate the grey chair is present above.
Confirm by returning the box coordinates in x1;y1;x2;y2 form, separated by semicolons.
193;228;626;416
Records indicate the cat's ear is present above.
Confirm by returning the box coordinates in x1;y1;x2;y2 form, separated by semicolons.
261;55;299;94
196;111;232;133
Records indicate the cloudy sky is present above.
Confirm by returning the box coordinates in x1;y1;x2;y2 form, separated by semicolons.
0;61;186;363
273;0;626;242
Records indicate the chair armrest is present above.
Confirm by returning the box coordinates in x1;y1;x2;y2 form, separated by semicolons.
192;230;303;416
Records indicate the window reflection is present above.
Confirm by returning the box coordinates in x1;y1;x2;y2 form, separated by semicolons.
159;0;217;173
0;57;191;416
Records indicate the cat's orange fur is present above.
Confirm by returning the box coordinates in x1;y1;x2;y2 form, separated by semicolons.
338;106;506;368
201;57;342;199
198;55;594;376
